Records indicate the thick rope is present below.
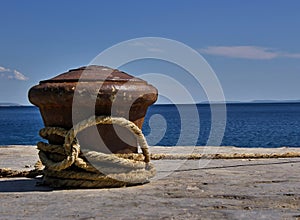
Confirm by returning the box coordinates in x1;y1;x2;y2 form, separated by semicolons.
36;116;156;188
150;152;300;160
1;151;300;179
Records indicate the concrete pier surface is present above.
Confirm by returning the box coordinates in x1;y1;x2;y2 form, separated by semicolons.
0;146;299;219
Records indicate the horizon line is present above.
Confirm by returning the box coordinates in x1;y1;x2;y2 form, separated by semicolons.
2;99;300;107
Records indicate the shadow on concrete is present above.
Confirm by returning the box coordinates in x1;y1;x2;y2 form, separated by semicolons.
0;178;53;192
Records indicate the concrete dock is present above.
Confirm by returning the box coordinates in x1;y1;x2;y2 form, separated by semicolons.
0;146;299;219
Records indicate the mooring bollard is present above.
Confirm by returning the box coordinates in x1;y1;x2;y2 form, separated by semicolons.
28;65;158;188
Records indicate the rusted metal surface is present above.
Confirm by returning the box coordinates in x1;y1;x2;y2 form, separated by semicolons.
28;65;158;153
40;66;143;83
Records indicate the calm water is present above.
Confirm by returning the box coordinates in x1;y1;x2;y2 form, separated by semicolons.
0;103;300;147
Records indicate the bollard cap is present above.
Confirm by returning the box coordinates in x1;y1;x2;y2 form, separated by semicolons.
40;65;144;83
29;65;158;107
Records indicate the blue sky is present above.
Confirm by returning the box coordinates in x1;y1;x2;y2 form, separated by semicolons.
0;0;300;105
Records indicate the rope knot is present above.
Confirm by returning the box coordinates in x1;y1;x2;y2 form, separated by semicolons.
37;116;156;188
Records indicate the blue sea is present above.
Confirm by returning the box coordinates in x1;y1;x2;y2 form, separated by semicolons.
0;103;300;147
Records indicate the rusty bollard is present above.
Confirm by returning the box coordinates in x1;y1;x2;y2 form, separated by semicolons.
28;65;158;154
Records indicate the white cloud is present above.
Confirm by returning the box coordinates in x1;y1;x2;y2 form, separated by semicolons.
129;41;165;53
199;46;300;60
13;70;29;81
0;65;29;81
282;53;300;58
0;66;11;72
199;46;279;60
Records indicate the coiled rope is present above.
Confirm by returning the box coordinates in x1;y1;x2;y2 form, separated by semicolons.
35;115;156;188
